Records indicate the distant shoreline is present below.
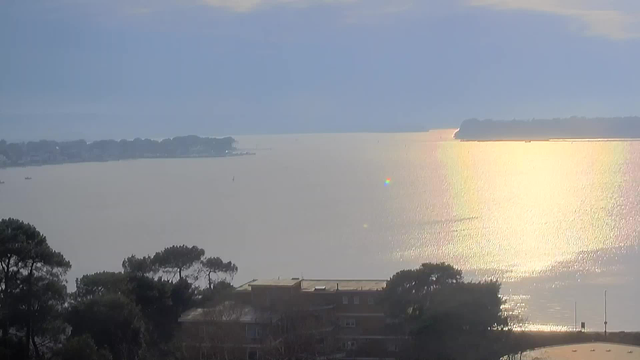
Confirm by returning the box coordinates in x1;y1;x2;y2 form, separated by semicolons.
459;138;640;142
0;135;248;169
0;152;256;170
454;117;640;141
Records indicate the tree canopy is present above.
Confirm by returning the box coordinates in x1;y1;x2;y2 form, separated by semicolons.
53;335;112;360
0;135;237;168
151;245;205;281
67;294;146;360
121;255;156;276
200;257;238;289
383;262;462;319
1;217;239;360
383;263;507;360
0;218;72;359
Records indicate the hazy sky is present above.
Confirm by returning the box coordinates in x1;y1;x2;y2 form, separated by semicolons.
2;0;640;140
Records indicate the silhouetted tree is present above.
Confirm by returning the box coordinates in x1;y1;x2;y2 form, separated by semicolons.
384;263;507;360
14;275;68;357
122;255;156;276
196;280;234;306
74;272;127;302
67;294;145;360
151;245;205;281
200;257;238;289
1;219;241;360
53;335;112;360
382;262;462;319
0;218;71;358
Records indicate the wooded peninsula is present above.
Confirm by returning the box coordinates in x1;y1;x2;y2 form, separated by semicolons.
0;136;241;168
455;117;640;141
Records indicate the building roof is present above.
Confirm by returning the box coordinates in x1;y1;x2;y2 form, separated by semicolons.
179;301;275;323
248;279;302;287
235;279;300;291
301;280;386;292
236;279;386;292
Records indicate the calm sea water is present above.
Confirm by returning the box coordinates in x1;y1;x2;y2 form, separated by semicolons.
1;130;640;330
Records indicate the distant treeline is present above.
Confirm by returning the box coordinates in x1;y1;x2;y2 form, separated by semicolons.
454;117;640;140
0;135;236;168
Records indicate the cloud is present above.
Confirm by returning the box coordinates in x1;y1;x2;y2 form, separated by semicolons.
200;0;357;13
341;0;415;24
469;0;640;39
20;0;417;21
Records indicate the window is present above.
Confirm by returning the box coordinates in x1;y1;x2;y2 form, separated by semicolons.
247;350;259;360
388;344;400;352
353;296;360;304
368;297;374;305
315;337;325;347
199;325;206;337
343;341;357;350
200;347;208;360
342;318;356;327
246;324;262;339
342;295;349;304
313;313;325;324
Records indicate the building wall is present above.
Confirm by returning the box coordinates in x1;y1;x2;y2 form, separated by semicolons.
335;291;384;314
179;321;267;360
179;283;402;359
250;283;302;308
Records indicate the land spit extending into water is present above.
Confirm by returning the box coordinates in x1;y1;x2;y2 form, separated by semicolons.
0;135;254;169
455;117;640;141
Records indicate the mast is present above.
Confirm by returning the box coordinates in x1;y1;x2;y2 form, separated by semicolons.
574;301;577;332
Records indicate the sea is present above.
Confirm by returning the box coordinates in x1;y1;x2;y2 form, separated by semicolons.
1;129;640;331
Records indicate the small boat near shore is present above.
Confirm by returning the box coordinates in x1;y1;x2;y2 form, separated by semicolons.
24;177;32;180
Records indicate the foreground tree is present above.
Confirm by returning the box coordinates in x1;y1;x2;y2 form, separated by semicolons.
15;275;69;357
0;218;71;358
410;281;507;359
383;262;462;319
67;294;146;360
383;263;507;360
121;255;156;277
200;257;238;290
73;271;127;302
53;335;112;360
1;219;240;360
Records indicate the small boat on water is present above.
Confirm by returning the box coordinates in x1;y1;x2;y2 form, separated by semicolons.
24;177;32;180
0;181;4;184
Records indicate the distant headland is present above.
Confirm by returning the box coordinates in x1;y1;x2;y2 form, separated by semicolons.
0;135;252;168
454;117;640;141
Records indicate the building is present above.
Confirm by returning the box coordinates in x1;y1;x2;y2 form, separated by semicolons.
178;278;406;360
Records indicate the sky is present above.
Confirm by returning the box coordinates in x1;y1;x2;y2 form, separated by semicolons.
2;0;640;141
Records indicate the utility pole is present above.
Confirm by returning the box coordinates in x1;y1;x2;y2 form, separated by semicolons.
604;290;608;337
